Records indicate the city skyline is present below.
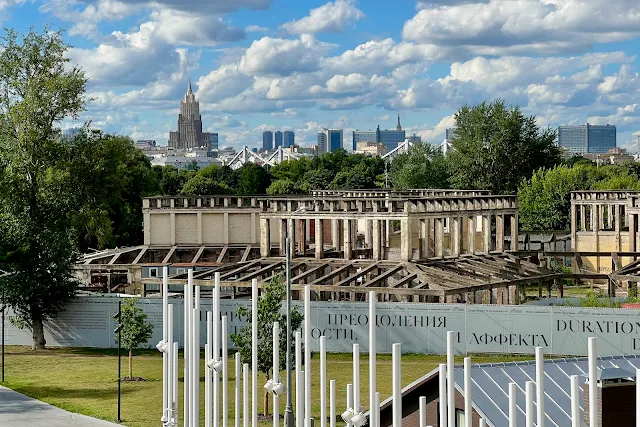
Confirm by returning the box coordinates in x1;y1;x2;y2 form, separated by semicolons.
7;0;640;149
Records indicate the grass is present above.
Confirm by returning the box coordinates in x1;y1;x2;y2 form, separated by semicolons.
1;346;530;427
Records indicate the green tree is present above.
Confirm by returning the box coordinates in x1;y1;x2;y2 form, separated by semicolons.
66;132;161;251
181;174;231;195
0;27;87;349
114;298;153;379
266;178;301;195
153;165;191;195
390;143;450;189
300;169;334;192
233;162;271;195
230;277;304;416
448;99;559;194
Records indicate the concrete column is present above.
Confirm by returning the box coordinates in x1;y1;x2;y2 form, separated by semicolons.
365;220;373;248
580;205;586;231
593;206;600;271
496;214;504;252
223;212;229;244
385;220;390;248
599;205;605;230
315;218;324;259
590;206;595;232
607;204;613;229
143;212;151;245
482;215;491;253
400;218;413;262
421;219;430;259
279;219;287;256
344;219;353;260
289;219;296;258
468;216;476;255
298;219;307;255
373;219;382;261
570;204;577;252
196;212;203;245
260;218;270;257
615;204;621;251
510;214;519;251
452;217;462;257
331;219;341;253
170;212;176;246
435;218;444;258
630;213;636;252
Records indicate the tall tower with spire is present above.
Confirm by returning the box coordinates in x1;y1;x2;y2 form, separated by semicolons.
396;111;402;131
169;79;216;150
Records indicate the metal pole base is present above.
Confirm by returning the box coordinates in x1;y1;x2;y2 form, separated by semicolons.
284;410;295;427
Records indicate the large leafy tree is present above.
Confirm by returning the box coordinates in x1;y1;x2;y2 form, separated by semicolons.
233;162;271;195
66;132;161;251
390;142;450;189
230;277;303;416
0;27;87;349
114;298;153;379
448;99;559;194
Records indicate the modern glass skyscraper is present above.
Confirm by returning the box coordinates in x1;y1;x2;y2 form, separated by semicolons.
318;128;343;154
558;123;616;155
352;125;405;152
274;131;283;148
262;131;273;151
283;130;295;148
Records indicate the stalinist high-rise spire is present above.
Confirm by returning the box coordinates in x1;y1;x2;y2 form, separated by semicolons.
396;111;402;131
168;79;216;150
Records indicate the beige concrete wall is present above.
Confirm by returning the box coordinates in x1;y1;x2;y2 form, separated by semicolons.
202;214;225;244
175;213;198;245
150;214;171;245
228;213;252;243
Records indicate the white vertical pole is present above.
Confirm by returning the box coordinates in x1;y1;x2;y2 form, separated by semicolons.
479;419;486;427
419;396;427;427
206;313;213;427
353;344;360;413
222;316;228;427
536;347;545;427
214;275;221;427
392;343;401;427
636;368;640;427
525;381;534;427
194;286;201;427
346;384;353;427
193;306;200;427
168;304;174;420
439;364;447;427
447;331;455;427
273;322;280;427
163;266;169;419
464;357;472;427
508;383;516;427
185;271;192;427
320;336;327;427
369;291;376;427
375;392;381;427
251;279;258;427
243;363;249;427
235;353;241;427
173;342;179;427
330;380;336;427
304;286;311;427
296;331;303;427
588;337;597;427
570;375;580;427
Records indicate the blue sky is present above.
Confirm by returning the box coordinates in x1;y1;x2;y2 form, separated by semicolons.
7;0;640;150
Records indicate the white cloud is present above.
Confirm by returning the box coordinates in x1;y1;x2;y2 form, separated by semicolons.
403;0;640;55
150;9;245;45
197;65;254;103
281;0;365;35
246;25;269;33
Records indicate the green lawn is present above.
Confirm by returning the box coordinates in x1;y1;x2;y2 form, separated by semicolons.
1;346;529;427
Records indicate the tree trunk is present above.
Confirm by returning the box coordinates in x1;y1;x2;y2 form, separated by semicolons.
31;310;46;350
129;349;133;379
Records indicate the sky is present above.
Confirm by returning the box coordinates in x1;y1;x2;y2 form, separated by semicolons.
7;0;640;150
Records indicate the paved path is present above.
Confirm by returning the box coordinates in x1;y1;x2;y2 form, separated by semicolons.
0;386;122;427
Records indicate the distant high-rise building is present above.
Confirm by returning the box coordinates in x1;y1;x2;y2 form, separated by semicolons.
262;131;273;151
317;128;343;154
169;79;214;150
408;133;422;143
396;111;402;131
317;131;327;154
274;131;283;148
352;123;405;151
283;131;295;148
558;123;616;155
210;133;219;150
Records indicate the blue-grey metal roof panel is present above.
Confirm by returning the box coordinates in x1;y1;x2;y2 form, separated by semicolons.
452;355;640;427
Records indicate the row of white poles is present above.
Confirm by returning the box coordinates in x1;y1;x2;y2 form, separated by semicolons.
159;268;629;427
